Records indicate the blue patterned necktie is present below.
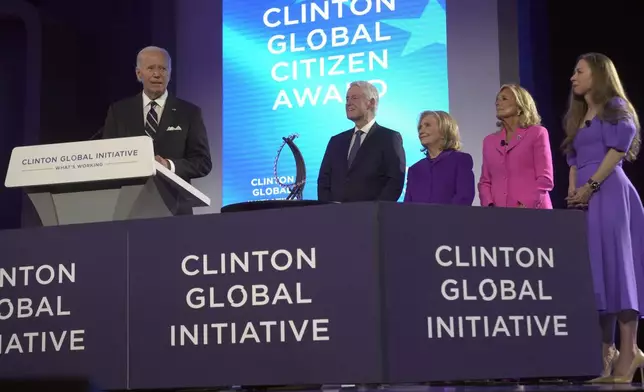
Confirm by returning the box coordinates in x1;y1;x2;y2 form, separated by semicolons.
145;101;159;138
348;130;364;167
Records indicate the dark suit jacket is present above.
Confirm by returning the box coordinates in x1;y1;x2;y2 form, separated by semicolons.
102;93;212;182
317;122;406;202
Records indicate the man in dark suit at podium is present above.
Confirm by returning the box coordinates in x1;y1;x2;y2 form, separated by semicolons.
317;81;406;202
102;46;212;183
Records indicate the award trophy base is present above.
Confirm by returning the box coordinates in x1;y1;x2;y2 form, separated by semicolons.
222;134;337;213
221;199;335;213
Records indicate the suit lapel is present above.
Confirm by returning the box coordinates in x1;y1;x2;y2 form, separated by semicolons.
431;149;453;164
155;95;177;141
128;94;146;136
494;131;505;154
340;129;354;173
506;127;528;152
362;122;379;143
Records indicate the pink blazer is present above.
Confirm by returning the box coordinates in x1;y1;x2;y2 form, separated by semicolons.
478;125;554;209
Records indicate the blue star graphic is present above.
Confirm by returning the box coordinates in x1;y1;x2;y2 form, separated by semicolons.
380;0;446;56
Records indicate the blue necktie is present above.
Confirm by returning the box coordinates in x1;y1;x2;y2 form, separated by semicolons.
348;130;364;167
145;101;159;138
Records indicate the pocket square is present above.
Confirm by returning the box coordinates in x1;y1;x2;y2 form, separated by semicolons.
166;125;182;132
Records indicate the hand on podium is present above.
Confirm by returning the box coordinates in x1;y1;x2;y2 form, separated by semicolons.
155;155;170;170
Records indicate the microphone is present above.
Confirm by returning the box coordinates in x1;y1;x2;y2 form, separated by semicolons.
89;126;104;140
500;140;507;146
585;120;592;127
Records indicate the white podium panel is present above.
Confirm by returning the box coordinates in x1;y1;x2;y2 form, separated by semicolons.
4;136;210;226
5;136;156;187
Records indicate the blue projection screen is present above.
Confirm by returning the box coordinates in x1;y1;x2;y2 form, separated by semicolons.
222;0;448;204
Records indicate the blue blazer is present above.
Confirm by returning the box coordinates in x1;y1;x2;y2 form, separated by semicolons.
317;122;406;202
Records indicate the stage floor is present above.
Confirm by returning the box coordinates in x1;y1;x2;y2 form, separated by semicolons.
228;383;644;392
379;386;643;392
373;385;644;392
120;380;644;392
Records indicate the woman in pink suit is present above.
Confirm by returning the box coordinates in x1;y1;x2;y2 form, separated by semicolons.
478;84;554;208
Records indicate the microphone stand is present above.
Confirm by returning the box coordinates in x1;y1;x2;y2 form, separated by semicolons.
89;127;104;140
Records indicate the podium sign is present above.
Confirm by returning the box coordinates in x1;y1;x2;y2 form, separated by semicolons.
4;136;209;226
0;203;601;389
127;204;383;389
4;136;155;188
380;203;601;381
0;223;128;390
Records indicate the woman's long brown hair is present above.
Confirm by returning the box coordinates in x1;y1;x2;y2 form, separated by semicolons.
561;53;641;162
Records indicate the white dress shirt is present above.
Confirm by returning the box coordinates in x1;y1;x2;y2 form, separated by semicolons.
142;90;175;172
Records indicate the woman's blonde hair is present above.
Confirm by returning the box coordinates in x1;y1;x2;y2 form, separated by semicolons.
495;84;542;128
561;52;641;162
418;110;462;153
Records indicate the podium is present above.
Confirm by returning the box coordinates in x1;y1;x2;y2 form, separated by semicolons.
4;136;210;226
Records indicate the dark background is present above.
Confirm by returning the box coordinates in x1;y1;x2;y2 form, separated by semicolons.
0;0;177;229
0;16;26;229
29;0;176;144
523;0;642;207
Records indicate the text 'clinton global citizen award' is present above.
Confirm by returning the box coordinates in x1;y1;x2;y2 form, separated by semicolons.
265;0;394;110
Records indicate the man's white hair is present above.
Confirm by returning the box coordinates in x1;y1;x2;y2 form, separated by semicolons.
349;81;379;114
136;46;172;71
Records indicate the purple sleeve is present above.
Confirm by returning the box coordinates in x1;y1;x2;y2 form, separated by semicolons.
602;97;637;152
603;120;637;152
566;151;577;167
403;166;414;202
451;153;475;205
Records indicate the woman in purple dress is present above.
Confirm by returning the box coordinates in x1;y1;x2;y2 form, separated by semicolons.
404;110;475;205
563;52;644;383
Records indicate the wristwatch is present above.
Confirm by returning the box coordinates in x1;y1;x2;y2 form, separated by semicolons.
587;179;601;192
